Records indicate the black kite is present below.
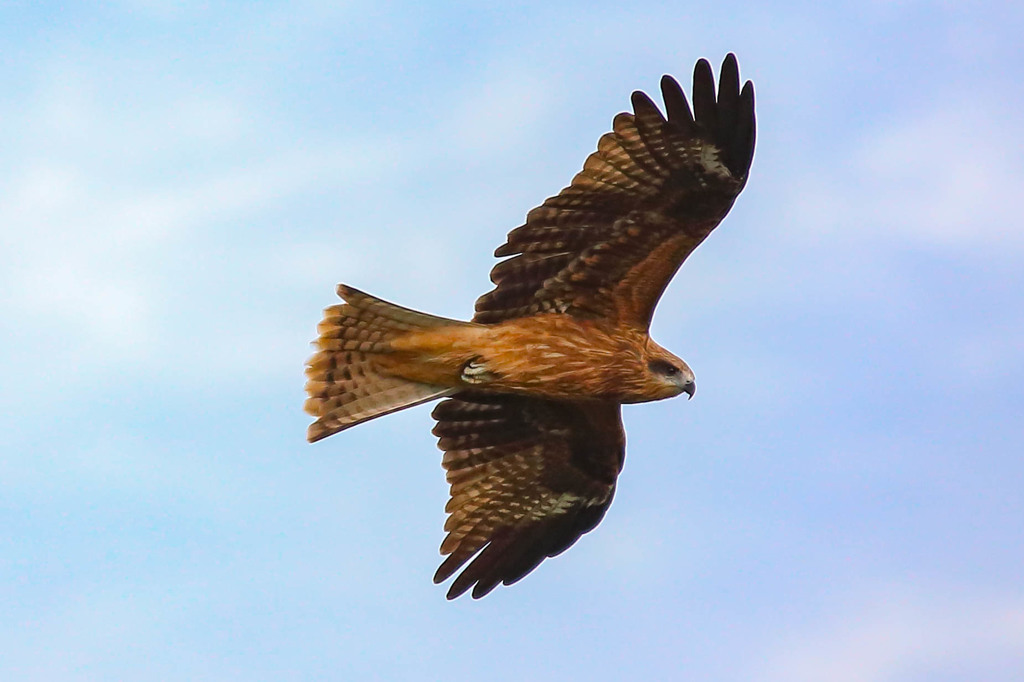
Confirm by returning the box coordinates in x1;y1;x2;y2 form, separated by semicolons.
305;54;756;599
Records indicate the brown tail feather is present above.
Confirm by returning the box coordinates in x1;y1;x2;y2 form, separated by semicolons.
305;285;465;442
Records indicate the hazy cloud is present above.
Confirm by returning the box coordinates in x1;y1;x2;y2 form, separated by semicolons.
762;589;1024;682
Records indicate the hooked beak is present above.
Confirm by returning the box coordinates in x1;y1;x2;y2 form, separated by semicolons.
682;379;695;400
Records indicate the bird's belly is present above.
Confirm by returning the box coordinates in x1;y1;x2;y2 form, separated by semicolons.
383;315;650;401
472;319;645;400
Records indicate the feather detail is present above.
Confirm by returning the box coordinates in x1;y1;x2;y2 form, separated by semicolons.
475;53;755;329
430;395;624;599
305;285;463;442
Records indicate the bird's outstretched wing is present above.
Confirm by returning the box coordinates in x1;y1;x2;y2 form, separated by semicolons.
474;54;755;330
430;394;624;599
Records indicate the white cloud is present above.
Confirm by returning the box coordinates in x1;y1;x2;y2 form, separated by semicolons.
441;69;552;156
0;42;565;401
0;62;407;383
858;105;1022;247
951;320;1024;384
760;589;1024;681
790;99;1024;252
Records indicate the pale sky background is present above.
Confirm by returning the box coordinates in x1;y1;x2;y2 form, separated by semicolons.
2;2;1023;680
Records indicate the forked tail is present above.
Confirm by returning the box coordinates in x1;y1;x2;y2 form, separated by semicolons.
304;284;465;442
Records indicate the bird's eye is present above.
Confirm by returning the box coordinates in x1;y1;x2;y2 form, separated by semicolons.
648;360;679;376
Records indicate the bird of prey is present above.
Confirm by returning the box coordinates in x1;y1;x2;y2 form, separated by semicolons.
305;54;756;599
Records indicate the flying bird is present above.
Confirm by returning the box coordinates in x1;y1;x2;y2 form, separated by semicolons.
305;54;756;599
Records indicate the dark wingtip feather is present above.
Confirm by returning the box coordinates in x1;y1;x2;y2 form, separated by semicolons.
691;58;717;132
434;542;470;585
735;80;756;176
660;74;693;125
721;53;739;83
445;538;503;600
494;242;515;258
716;54;740;141
630;90;666;122
471;579;500;599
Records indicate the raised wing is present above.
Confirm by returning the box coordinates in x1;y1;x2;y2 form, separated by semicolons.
430;394;624;599
474;54;755;330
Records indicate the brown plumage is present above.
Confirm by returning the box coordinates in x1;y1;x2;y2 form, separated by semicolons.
305;54;756;598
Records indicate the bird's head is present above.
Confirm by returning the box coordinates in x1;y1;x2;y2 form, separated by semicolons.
643;344;695;401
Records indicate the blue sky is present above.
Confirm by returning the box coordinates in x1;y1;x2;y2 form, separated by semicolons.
2;1;1022;680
